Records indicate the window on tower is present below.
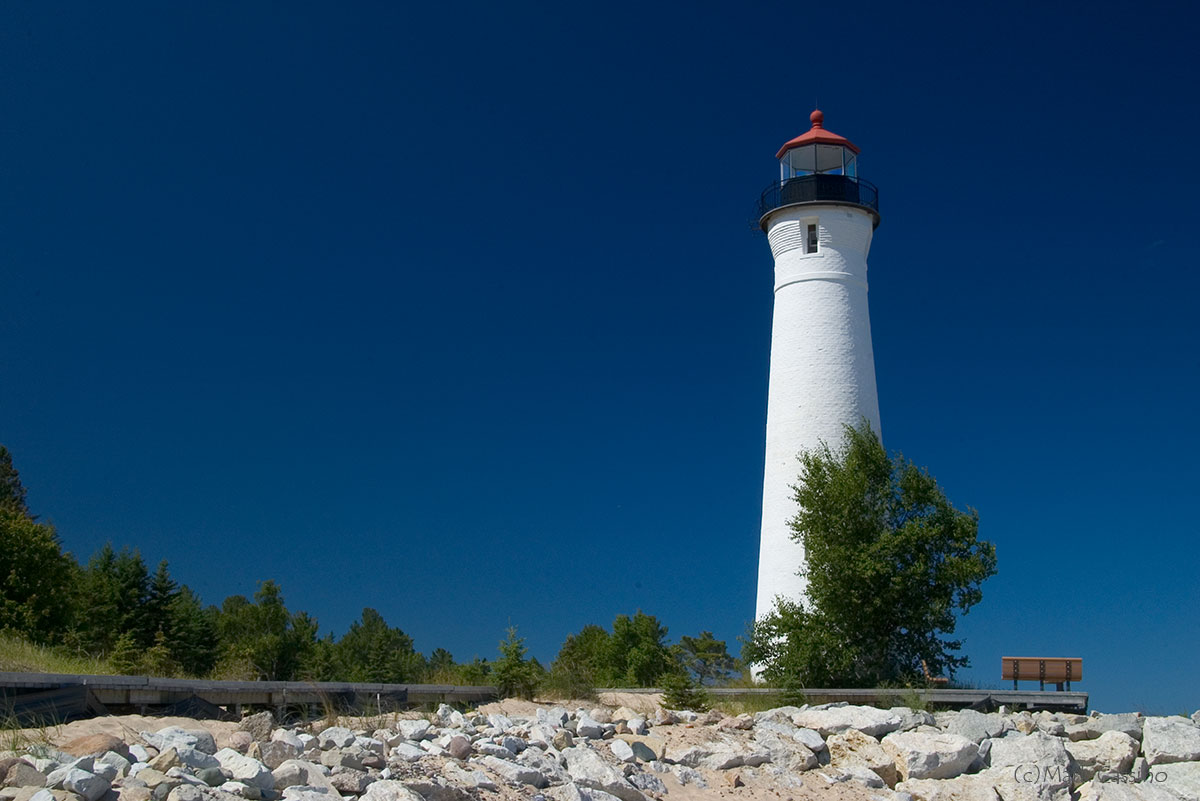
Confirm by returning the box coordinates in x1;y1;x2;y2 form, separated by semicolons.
807;223;818;253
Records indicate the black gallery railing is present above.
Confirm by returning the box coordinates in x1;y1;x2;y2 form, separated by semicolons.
756;174;880;225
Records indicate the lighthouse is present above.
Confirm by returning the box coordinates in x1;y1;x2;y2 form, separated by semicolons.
754;110;882;623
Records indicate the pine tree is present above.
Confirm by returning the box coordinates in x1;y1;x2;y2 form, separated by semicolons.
108;631;142;675
660;671;709;712
143;629;181;677
493;626;538;700
0;446;29;516
168;586;218;676
146;560;178;641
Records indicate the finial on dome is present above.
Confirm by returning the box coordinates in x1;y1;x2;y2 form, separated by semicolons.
810;109;824;128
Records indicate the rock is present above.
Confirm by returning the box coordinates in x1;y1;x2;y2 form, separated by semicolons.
1066;714;1144;743
608;741;635;763
320;751;362;771
552;731;574;751
281;788;338;801
129;747;152;764
443;737;471;761
477;756;547;788
273;731;305;750
392;722;430;743
143;729;217;756
890;708;937;732
328;771;374;796
900;769;1072;801
1141;717;1200;765
147;750;181;774
576;715;605;740
130;770;175;792
670;766;705;788
716;715;754;731
271;760;340;795
792;705;904;738
517;747;569;785
754;732;818;772
259;741;301;770
754;719;827;752
317;730;355;751
174;747;219;771
628;771;666;794
882;731;978;781
226;733;254;754
1153;761;1200;800
561;748;645;801
828;729;898;788
165;786;202;801
538;708;569;727
472;743;515;761
985;732;1074;795
662;744;713;767
498;736;526;755
1075;781;1181;801
441;764;495;792
1064;731;1139;781
61;736;130;761
611;707;639;724
939;710;1014;744
119;787;152;801
651;710;676;727
626;718;647;736
196;768;225;787
95;751;131;780
4;763;47;788
387;745;424;763
238;713;275;744
219;782;262;800
58;769;110;801
835;765;887;789
213;749;273;792
614;736;665;761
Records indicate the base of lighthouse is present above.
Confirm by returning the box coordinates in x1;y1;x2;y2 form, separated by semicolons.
754;203;881;623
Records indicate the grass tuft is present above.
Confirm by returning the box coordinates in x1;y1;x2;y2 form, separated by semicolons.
0;632;113;675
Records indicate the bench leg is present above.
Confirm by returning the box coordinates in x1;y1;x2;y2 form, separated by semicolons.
1056;682;1064;692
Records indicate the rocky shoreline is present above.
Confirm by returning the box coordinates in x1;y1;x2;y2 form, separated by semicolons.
2;697;1199;801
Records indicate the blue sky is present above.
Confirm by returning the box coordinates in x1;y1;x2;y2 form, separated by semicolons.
1;1;1197;714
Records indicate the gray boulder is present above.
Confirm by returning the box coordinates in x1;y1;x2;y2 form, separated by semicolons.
259;741;301;770
827;729;898;788
939;710;1014;743
360;781;424;801
1141;717;1200;765
316;729;355;751
387;744;425;764
392;721;430;743
214;749;273;792
143;729;217;756
441;764;496;792
881;730;979;780
562;747;646;801
271;760;340;795
792;705;903;738
59;769;110;801
1064;731;1139;780
575;715;605;740
476;756;547;788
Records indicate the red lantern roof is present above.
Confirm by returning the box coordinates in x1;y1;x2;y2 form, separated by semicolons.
775;109;861;159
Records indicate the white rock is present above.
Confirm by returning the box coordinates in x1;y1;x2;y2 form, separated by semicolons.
517;747;569;784
792;705;904;738
562;747;646;801
754;731;818;772
1064;731;1139;780
360;780;424;801
1141;717;1200;765
576;715;605;740
59;769;110;801
938;710;1014;744
1152;761;1200;800
487;714;514;731
442;763;497;791
220;781;262;799
143;728;217;755
387;744;425;763
129;745;152;763
477;755;548;788
282;787;338;801
985;732;1074;795
882;730;979;781
271;760;342;795
354;737;386;757
473;742;516;760
609;740;635;763
214;748;274;791
1073;780;1180;801
272;730;305;750
827;729;897;788
316;728;355;751
392;721;430;742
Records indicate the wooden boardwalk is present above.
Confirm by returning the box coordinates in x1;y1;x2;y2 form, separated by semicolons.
1;671;1088;723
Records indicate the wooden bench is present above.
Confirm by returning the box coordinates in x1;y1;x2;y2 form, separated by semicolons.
1002;657;1082;691
922;660;949;685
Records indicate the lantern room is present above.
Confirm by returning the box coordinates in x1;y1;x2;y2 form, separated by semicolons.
776;109;860;181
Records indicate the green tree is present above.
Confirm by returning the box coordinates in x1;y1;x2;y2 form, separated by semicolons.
492;626;539;699
74;544;151;654
660;670;710;712
212;581;315;680
168;586;218;676
674;631;739;686
454;656;491;685
427;647;455;678
0;510;77;643
604;611;677;687
547;624;610;698
108;631;142;675
145;560;178;639
744;422;997;687
337;608;425;683
0;446;29;516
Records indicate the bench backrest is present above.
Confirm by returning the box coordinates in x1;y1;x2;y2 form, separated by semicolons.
1001;657;1082;682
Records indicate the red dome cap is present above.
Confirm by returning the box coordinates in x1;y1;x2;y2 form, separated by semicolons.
775;109;861;159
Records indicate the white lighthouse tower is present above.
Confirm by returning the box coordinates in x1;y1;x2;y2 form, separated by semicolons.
754;110;882;623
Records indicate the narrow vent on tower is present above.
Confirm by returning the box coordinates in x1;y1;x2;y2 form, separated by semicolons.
806;224;818;254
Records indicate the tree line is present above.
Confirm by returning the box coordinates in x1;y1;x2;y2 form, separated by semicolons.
3;424;996;692
0;445;738;690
